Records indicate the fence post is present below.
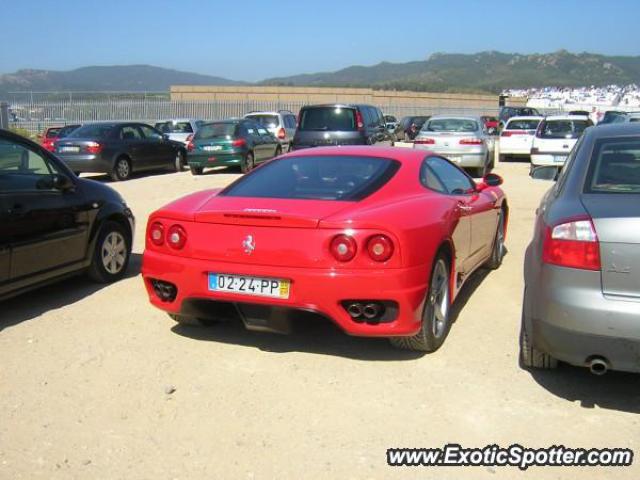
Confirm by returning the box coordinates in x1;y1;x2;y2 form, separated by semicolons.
0;102;9;130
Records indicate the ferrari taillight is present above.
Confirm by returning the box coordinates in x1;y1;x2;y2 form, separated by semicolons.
330;234;357;262
167;225;187;250
149;222;165;246
542;217;600;270
367;235;394;262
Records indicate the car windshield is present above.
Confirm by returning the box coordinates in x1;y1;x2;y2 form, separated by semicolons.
45;128;61;138
57;125;80;137
540;119;590;139
506;119;540;130
298;107;356;131
222;155;400;201
424;119;478;132
586;139;640;193
195;123;237;139
245;115;279;128
67;124;114;139
155;121;194;134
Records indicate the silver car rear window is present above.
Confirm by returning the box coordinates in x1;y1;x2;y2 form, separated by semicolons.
586;138;640;193
424;119;478;132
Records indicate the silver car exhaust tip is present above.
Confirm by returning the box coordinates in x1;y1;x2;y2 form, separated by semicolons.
588;358;609;376
363;303;381;319
346;303;364;319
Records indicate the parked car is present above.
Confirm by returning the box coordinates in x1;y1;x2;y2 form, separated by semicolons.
498;106;541;127
142;146;507;351
598;110;628;125
40;124;81;152
186;119;281;175
384;114;398;134
413;116;495;177
530;115;592;169
0;128;134;301
498;116;543;161
244;110;297;152
56;122;187;181
291;104;394;150
395;115;430;142
522;123;640;374
154;119;204;145
481;116;499;135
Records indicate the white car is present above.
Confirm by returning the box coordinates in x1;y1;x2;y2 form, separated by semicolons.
499;116;542;161
154;119;204;145
530;115;593;167
244;110;297;152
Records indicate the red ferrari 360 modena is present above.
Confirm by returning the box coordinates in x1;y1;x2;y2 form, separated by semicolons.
142;146;508;351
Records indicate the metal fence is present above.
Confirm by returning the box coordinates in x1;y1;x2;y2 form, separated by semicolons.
3;97;500;135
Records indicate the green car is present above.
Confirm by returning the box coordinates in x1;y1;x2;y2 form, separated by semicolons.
187;119;281;175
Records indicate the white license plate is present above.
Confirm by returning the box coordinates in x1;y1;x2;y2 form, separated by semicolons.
60;146;80;153
203;145;222;152
208;273;290;299
553;155;567;163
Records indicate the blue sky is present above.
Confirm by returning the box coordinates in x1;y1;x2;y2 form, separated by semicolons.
1;0;639;81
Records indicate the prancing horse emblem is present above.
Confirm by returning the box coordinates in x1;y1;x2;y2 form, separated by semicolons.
242;235;255;255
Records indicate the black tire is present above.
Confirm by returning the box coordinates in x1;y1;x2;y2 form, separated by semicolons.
87;221;131;283
168;313;216;327
190;165;203;176
241;151;254;174
519;304;558;369
484;210;506;270
173;150;185;172
390;253;452;352
111;156;131;181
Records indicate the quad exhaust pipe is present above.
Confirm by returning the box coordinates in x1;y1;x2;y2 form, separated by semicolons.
588;357;609;376
345;302;384;321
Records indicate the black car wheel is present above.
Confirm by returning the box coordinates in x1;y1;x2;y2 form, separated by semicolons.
390;252;451;352
88;221;130;283
485;210;506;269
190;165;203;176
174;150;185;172
519;298;558;369
241;152;254;174
111;156;131;181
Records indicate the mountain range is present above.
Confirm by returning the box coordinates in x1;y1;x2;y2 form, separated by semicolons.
1;51;639;95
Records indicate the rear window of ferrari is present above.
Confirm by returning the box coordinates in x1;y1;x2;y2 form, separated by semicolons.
222;155;400;201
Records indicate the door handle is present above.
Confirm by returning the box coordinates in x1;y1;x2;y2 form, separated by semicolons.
457;202;472;212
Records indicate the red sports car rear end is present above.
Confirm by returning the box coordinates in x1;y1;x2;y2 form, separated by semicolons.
142;147;507;351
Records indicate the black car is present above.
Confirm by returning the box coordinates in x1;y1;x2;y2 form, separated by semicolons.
0;129;135;301
291;104;394;150
394;115;430;141
498;106;541;126
56;122;187;181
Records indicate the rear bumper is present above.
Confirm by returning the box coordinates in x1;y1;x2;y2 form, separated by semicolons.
413;148;486;167
528;264;640;372
187;151;244;167
499;142;532;156
530;153;568;166
141;249;428;337
59;154;111;173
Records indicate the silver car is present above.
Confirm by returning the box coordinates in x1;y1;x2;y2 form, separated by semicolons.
413;115;495;177
244;110;297;152
522;123;640;375
154;118;204;145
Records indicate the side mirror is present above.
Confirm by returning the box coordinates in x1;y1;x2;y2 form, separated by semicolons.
52;174;75;191
476;173;503;191
530;165;559;181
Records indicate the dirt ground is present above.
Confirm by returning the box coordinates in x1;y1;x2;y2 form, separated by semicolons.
1;154;639;480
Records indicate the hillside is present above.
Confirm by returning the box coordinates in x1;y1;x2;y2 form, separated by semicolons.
262;51;640;93
0;65;244;94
